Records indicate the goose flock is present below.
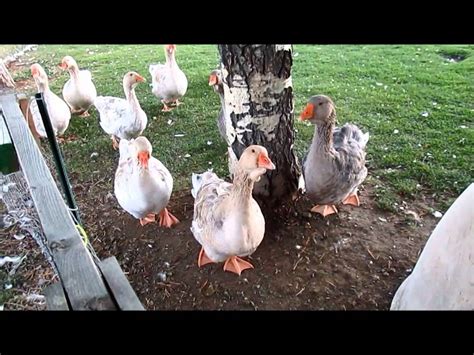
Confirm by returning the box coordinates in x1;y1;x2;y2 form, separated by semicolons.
28;44;372;276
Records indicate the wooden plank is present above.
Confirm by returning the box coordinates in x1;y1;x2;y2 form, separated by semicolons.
99;257;145;311
0;87;14;98
44;282;70;310
0;93;116;310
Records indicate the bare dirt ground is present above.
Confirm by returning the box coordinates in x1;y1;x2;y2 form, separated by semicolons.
1;161;439;310
74;176;438;310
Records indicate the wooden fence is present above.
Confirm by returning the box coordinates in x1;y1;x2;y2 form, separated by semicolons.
1;84;144;310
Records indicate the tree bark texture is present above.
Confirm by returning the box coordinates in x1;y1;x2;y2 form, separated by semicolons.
218;44;301;204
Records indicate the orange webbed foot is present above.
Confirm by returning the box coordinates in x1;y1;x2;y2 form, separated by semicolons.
161;100;173;112
139;213;156;226
198;247;214;267
111;136;120;150
223;256;254;275
342;194;360;206
310;204;338;217
158;208;179;228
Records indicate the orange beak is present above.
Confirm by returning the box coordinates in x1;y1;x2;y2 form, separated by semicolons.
300;103;314;121
135;74;146;83
30;66;39;76
59;61;68;70
137;151;150;168
208;74;217;86
257;153;276;170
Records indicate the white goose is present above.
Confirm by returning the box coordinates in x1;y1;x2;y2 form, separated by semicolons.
149;45;188;112
191;145;276;275
94;71;147;149
208;68;227;143
114;136;179;228
391;183;474;310
29;63;71;139
208;69;238;178
60;55;97;117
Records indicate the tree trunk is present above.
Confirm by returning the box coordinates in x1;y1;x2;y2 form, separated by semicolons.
218;44;301;205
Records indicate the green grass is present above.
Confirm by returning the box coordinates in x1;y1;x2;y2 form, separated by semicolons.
13;44;474;211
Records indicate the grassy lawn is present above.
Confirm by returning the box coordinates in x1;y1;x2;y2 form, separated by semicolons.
8;44;474;212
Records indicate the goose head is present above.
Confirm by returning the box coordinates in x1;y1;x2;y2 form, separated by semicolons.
123;71;146;90
130;136;153;170
238;145;275;181
208;69;224;95
164;45;177;61
59;55;79;71
300;95;336;124
30;63;49;90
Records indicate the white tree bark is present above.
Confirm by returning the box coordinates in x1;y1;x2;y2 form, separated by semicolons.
218;45;301;203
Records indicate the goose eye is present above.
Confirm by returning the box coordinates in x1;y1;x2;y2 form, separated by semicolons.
251;149;255;153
